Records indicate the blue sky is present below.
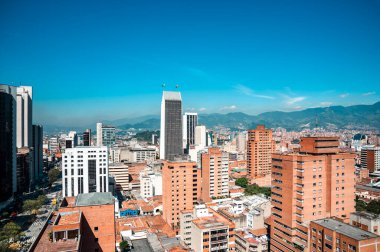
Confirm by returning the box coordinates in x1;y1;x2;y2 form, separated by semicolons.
1;0;379;126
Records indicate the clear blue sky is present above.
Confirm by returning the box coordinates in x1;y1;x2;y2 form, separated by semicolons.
1;0;379;126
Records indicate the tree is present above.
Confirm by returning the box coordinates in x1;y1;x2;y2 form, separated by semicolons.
48;168;60;185
366;200;380;214
355;199;367;212
23;199;42;214
235;178;248;188
245;184;271;198
119;240;129;252
0;222;22;243
37;195;48;205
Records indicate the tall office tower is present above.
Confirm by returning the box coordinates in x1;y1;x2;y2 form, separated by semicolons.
83;129;91;146
96;122;103;146
361;145;380;174
200;147;229;202
32;124;43;180
236;132;247;153
160;91;183;160
0;84;17;202
247;125;275;184
270;137;356;252
62;146;109;197
162;160;201;232
195;125;207;147
16;147;33;193
65;131;78;149
101;125;116;147
16;86;32;148
183;112;198;150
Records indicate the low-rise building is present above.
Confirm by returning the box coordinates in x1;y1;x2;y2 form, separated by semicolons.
350;211;380;235
109;163;129;192
235;229;268;252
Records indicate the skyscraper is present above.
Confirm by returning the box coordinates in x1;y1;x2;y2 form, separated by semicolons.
195;125;207;148
247;125;275;185
83;128;91;146
0;84;17;202
270;137;356;252
16;86;32;148
62;146;109;197
32;124;43;180
200;147;229;202
162;160;201;232
361;145;380;174
183;112;198;151
96;123;115;148
160;91;183;160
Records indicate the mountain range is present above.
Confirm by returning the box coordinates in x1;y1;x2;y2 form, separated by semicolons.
43;102;380;134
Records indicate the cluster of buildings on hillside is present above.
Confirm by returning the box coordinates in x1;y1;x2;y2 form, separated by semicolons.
2;87;380;252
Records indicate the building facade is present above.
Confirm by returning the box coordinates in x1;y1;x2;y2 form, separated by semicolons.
183;112;198;150
0;84;17;202
83;128;91;146
200;147;229;202
162;160;201;232
247;125;275;184
160;91;183;160
361;145;380;174
32;124;43;181
62;146;109;197
270;137;356;252
16;86;32;148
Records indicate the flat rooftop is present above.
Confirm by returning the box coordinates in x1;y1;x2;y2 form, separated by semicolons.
351;211;380;220
313;218;379;240
75;192;114;207
56;211;81;225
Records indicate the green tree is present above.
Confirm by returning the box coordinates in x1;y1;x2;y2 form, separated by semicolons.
119;240;129;252
245;184;271;198
235;178;248;188
37;195;48;205
355;199;367;212
366;200;380;214
0;222;22;243
23;199;41;213
48;168;60;185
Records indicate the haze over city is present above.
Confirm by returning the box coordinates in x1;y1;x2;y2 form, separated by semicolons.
1;0;380;127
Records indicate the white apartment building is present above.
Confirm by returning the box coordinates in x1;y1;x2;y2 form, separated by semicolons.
195;125;207;148
16;86;32;148
62;146;109;197
139;169;162;198
109;163;129;192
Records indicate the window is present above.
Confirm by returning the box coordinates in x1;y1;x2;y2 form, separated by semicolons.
94;238;98;242
94;227;98;231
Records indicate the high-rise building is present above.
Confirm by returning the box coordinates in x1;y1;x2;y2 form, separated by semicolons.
96;122;103;146
247;125;275;185
48;137;59;154
183;112;198;151
0;84;17;202
200;147;229;202
160;91;183;160
162;160;201;232
62;146;109;197
195;125;207;148
270;137;356;252
16;86;32;148
236;132;247;153
83;128;91;146
32;124;43;181
361;145;380;174
65;131;78;149
16;147;32;193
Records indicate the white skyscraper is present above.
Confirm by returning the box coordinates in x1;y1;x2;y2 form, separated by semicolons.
62;146;109;197
160;91;183;160
16;86;32;148
96;122;103;146
195;125;207;148
183;112;198;150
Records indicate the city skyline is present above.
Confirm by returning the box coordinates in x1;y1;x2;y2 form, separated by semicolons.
1;0;379;127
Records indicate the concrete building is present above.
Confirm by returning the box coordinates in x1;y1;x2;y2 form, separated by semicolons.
0;84;17;202
183;112;198;151
16;147;32;193
310;218;380;252
62;146;109;197
65;131;78;149
236;132;247;153
48;137;60;154
96;122;102;146
270;137;356;252
361;145;380;174
235;229;269;252
350;211;380;235
32;124;43;180
32;192;116;252
195;125;207;148
160;91;183;160
200;147;229;202
247;125;275;186
162;160;201;232
128;146;156;163
102;125;116;147
16;86;32;148
140;169;162;198
83;129;91;146
109;163;129;192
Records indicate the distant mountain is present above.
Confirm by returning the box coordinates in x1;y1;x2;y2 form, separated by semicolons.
44;102;380;134
118;102;380;131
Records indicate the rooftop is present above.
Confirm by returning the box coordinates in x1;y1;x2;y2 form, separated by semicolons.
163;91;182;101
351;211;380;220
56;211;81;225
75;192;114;207
312;218;379;240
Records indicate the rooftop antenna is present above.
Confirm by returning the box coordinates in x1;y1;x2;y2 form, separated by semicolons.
175;84;179;89
162;83;166;90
